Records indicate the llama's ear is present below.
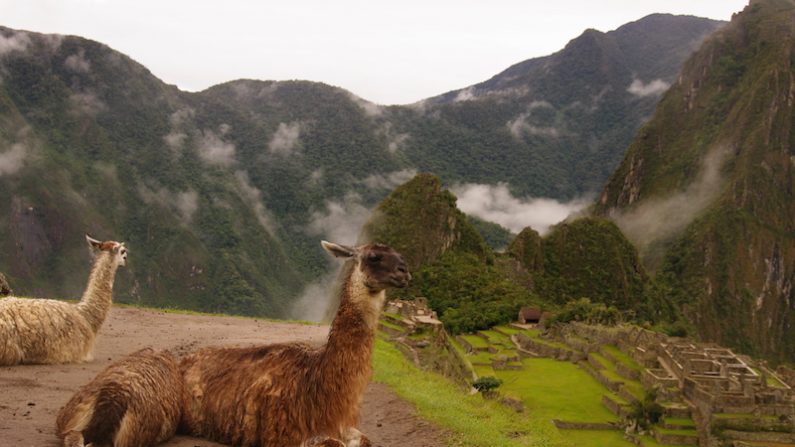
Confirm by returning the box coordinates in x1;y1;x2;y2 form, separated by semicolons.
85;234;102;251
321;241;356;258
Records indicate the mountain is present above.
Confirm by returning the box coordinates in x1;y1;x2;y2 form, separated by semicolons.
508;218;648;313
0;14;722;318
596;0;795;362
362;173;539;334
413;14;724;198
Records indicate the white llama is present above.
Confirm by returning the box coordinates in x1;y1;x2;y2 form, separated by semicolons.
0;234;127;365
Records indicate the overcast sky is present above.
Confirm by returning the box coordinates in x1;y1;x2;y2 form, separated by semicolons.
2;0;748;105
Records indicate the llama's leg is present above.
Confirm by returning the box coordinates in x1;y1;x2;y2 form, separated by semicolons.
341;427;372;447
62;431;84;447
305;436;346;447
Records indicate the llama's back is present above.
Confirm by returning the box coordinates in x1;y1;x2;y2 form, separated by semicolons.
56;348;184;447
0;297;95;365
180;342;324;446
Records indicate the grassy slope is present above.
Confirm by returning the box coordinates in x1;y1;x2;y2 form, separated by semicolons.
373;337;570;447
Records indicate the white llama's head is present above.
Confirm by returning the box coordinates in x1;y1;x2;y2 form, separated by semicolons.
86;234;128;267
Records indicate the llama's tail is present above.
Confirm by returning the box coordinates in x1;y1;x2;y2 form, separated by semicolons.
83;384;128;445
58;384;128;447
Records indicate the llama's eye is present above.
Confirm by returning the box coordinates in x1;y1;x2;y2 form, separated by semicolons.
367;253;382;262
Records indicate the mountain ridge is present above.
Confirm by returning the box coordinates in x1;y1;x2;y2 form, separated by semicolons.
0;14;724;319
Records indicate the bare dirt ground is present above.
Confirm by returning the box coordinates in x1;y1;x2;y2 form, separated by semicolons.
0;307;447;447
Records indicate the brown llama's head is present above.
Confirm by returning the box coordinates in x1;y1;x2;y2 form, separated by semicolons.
321;241;410;292
86;234;128;267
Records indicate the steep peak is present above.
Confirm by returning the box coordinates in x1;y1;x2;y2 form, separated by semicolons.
360;173;491;270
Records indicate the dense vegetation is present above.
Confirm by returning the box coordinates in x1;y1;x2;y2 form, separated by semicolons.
364;174;540;333
596;0;795;362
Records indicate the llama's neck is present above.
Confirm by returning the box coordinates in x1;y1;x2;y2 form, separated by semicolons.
316;266;385;426
76;252;118;333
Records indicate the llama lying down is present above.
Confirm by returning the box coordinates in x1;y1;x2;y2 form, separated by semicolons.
56;240;410;447
0;235;127;366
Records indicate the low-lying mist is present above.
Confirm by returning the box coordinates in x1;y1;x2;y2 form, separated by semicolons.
609;146;730;260
452;183;590;235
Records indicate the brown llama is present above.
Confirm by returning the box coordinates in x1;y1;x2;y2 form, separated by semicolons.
178;240;410;447
0;234;127;365
56;348;184;447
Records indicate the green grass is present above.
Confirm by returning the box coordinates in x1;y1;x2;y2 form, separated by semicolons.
383;311;404;321
380;319;407;333
114;302;319;325
751;367;789;389
494;358;619;423
558;430;635;447
461;334;490;349
639;435;672;447
373;337;571;447
469;351;494;365
480;329;512;344
713;413;780;421
622;380;646;401
653;426;698;436
602;345;642;371
522;329;574;351
448;335;476;375
590;352;615;370
663;418;696;428
496;325;522;335
474;364;496;378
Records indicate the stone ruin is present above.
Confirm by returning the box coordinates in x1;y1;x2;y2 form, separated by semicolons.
384;297;442;332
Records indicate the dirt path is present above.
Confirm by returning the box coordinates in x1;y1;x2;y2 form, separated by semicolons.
0;307;447;447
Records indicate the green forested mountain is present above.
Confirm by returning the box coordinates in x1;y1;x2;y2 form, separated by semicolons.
508;218;647;313
417;14;723;197
596;0;795;362
0;14;721;317
363;174;540;334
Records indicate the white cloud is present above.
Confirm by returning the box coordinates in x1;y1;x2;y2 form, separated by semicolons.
69;91;107;116
610;147;729;255
268;122;301;155
164;131;187;148
627;78;670;97
452;182;589;235
307;192;371;246
163;108;194;149
197;129;236;166
0;31;31;56
138;185;199;224
388;132;409;153
64;50;90;73
290;266;341;323
234;170;276;235
361;169;417;190
507;113;560;139
349;92;383;117
169;108;194;127
0;143;27;176
454;87;476;102
307;168;324;187
507;101;560;139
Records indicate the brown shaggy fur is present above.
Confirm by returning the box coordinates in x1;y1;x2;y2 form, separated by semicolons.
178;241;409;447
0;235;127;365
56;348;184;447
